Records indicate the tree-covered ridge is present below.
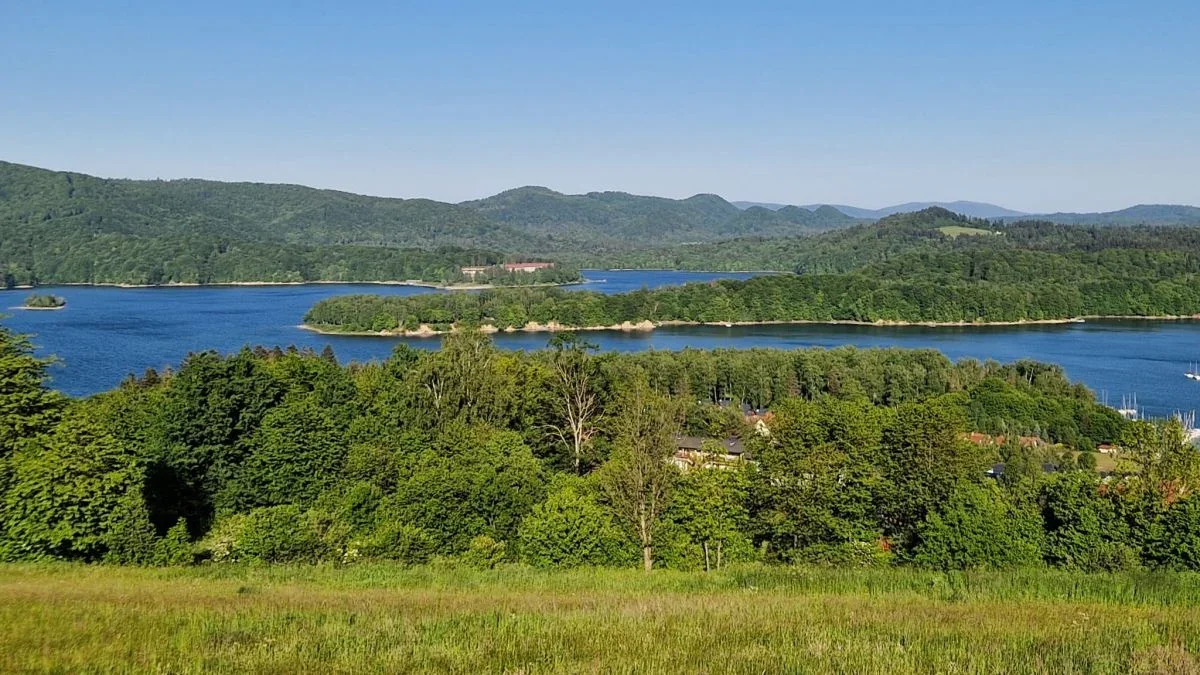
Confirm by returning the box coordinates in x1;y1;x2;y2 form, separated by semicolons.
0;161;856;285
305;249;1200;331
570;208;1200;273
461;186;859;249
0;162;589;287
10;321;1182;575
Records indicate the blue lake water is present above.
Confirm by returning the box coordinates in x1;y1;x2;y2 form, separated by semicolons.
3;269;1199;419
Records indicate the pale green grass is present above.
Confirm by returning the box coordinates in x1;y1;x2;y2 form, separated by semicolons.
2;563;1199;673
938;225;997;238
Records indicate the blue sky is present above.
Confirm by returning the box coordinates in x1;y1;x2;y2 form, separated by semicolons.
2;1;1197;211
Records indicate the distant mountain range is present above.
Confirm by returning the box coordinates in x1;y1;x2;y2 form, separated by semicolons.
731;200;1027;219
732;199;1200;225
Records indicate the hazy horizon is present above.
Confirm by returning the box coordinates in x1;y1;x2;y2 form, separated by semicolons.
3;1;1197;213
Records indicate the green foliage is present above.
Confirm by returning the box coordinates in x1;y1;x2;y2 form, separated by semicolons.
229;505;327;564
21;294;65;308
354;522;433;564
309;215;1200;330
879;399;987;544
103;493;159;565
461;535;507;569
153;519;194;566
2;408;144;561
386;424;545;554
1142;497;1200;571
0;325;63;459
662;468;756;570
219;396;347;511
518;477;630;567
911;482;1044;569
754;398;884;558
0;327;1163;572
1040;473;1139;571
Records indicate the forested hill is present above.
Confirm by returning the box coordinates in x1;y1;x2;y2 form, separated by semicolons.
0;160;550;286
460;186;859;248
572;207;1200;272
309;209;1200;328
0;161;856;285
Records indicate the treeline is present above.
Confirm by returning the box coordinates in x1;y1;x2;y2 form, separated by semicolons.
0;161;581;286
1;234;540;286
571;209;1200;273
7;323;1189;574
305;265;1200;332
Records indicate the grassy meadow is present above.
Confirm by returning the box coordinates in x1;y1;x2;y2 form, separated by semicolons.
3;564;1200;673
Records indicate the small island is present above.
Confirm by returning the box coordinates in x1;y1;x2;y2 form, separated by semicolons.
21;293;67;310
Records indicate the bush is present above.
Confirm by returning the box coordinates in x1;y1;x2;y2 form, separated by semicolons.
202;506;325;564
518;480;630;568
103;494;159;565
1041;473;1138;571
153;519;194;566
911;482;1044;570
1144;496;1200;570
355;522;433;564
235;505;326;563
791;541;894;568
461;535;507;569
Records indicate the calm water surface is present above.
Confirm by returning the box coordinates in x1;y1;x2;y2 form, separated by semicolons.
3;270;1199;418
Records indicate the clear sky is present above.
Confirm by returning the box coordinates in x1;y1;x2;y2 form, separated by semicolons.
2;1;1197;212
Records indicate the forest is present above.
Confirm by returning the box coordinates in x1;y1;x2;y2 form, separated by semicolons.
5;319;1199;574
0;161;852;286
305;251;1200;332
568;208;1200;272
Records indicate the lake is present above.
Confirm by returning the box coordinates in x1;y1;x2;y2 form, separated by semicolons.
3;270;1199;419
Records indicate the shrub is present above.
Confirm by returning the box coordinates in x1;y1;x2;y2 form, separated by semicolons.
518;480;630;567
103;494;159;565
461;535;507;569
911;482;1044;570
235;505;326;563
153;519;194;566
1040;473;1138;571
355;522;433;564
1144;496;1200;570
792;541;894;568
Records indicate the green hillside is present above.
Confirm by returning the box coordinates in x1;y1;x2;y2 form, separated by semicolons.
575;208;1200;272
0;161;860;285
461;186;858;249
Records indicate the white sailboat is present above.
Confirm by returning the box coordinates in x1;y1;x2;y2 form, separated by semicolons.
1186;363;1200;381
1116;394;1139;420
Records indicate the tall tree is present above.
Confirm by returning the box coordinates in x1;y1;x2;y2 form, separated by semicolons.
544;333;601;474
600;378;679;571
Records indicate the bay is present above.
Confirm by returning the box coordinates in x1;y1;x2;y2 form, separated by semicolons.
2;270;1199;420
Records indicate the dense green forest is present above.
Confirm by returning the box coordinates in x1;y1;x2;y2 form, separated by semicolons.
306;236;1200;330
4;320;1198;572
6;160;1200;285
461;186;858;249
572;208;1200;272
0;161;853;285
9;314;1200;571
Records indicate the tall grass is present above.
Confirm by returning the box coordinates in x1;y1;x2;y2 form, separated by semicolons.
3;563;1199;673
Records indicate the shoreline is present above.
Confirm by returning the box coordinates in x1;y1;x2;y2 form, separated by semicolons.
300;314;1200;338
3;279;584;292
12;305;67;311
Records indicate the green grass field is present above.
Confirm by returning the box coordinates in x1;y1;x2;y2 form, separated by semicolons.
3;564;1200;673
937;225;997;238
